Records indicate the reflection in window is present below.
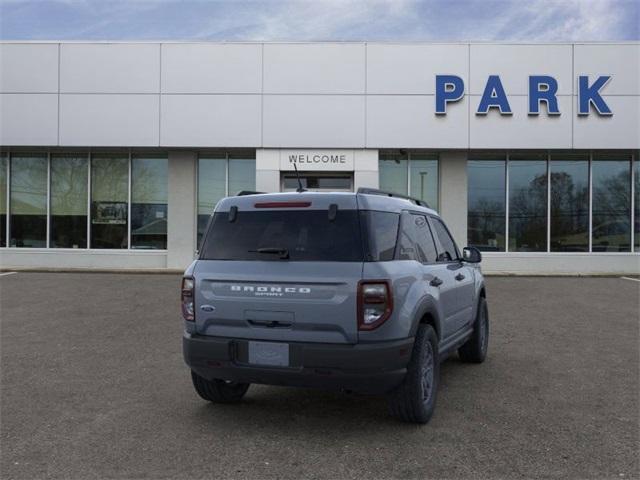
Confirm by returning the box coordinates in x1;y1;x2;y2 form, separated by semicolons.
197;153;256;247
409;154;438;210
198;156;227;247
468;158;506;252
508;155;547;252
379;151;408;195
131;156;168;249
592;155;631;252
228;154;256;196
282;175;351;190
635;158;639;251
10;154;47;248
431;217;459;261
379;151;440;210
0;155;6;247
91;155;128;249
550;155;589;252
50;155;88;248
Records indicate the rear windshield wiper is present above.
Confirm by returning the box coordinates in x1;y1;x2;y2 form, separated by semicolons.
248;247;290;259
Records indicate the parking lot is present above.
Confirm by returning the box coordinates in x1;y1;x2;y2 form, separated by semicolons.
0;272;638;479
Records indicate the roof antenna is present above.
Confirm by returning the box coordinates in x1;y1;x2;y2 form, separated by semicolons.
293;162;306;193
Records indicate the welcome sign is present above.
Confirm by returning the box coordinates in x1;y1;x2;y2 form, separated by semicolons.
279;150;355;171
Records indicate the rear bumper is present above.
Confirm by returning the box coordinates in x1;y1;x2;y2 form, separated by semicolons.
183;333;414;395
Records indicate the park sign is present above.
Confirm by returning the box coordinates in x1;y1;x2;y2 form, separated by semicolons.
435;75;613;116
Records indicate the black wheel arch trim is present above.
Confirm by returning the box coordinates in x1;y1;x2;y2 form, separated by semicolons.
409;296;443;341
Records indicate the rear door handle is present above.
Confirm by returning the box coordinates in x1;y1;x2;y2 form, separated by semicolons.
455;273;465;281
430;277;443;287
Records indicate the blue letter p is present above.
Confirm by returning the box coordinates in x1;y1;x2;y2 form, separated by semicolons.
435;75;464;115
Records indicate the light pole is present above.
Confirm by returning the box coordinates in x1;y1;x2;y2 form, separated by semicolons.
419;171;428;202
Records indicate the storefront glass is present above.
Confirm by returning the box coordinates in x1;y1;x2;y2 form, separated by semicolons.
468;157;506;252
0;154;6;247
379;151;439;210
50;154;88;248
197;153;256;247
228;152;256;196
379;151;408;196
508;154;548;252
635;157;639;251
549;154;589;252
10;154;47;248
409;154;438;210
91;154;128;249
131;155;168;249
592;154;631;252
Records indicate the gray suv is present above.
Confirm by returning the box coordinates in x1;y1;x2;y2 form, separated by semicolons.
182;188;488;423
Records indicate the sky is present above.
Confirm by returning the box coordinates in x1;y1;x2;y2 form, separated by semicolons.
0;0;638;42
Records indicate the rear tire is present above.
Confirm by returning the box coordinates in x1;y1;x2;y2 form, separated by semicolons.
458;297;489;363
191;371;250;403
387;324;439;424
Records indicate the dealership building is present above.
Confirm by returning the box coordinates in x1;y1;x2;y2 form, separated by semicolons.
0;41;638;274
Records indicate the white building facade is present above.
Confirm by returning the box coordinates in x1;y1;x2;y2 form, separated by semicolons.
0;41;638;274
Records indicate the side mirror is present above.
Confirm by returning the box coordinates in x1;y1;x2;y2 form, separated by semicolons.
462;246;482;263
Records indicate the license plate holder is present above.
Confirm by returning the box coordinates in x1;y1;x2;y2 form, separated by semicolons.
248;341;290;367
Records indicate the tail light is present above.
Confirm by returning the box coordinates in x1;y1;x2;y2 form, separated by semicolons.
358;281;393;330
181;277;195;321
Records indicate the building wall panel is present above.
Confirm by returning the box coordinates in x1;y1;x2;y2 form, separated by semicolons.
0;44;58;93
263;95;365;147
161;43;262;94
0;93;58;145
60;43;160;93
59;94;159;146
263;43;365;94
161;94;261;147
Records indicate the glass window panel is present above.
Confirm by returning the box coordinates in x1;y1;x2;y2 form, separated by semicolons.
592;154;631;252
228;155;256;196
50;154;88;248
508;155;548;252
431;217;460;261
131;155;168;250
10;154;47;248
468;159;506;252
283;175;351;190
91;155;128;249
0;154;6;247
198;156;226;247
409;155;438;210
635;156;639;251
379;151;408;195
550;155;589;252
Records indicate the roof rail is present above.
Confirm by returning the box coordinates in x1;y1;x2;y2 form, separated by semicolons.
236;190;266;196
357;187;430;208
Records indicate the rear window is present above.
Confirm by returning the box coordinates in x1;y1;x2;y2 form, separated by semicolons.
200;210;364;262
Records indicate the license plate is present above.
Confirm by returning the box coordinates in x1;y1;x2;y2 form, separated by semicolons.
248;341;290;367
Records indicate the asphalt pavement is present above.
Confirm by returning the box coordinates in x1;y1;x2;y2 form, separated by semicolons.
1;273;638;479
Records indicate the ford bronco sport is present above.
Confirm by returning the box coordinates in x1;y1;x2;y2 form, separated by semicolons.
182;188;488;424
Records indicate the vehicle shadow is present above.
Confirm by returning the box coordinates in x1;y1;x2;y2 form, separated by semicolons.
186;356;468;432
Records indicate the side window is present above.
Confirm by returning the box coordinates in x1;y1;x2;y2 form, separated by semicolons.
397;213;438;263
413;215;438;263
431;217;459;262
397;213;420;261
361;211;400;261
